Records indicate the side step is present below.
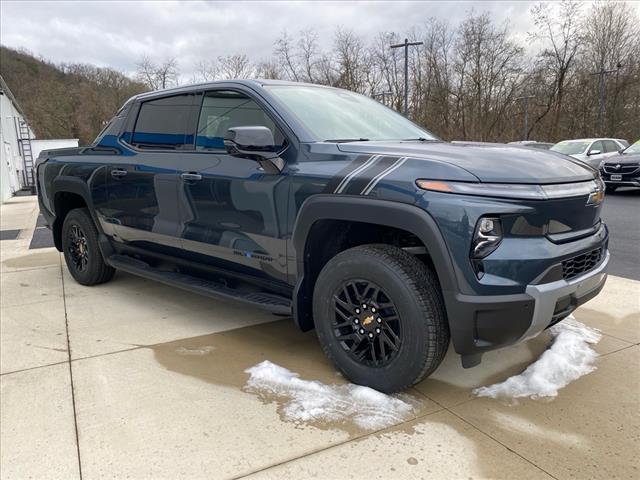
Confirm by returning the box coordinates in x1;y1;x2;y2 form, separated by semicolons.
107;254;292;315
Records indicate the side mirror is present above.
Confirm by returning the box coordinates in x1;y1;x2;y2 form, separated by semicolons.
224;126;284;173
588;149;601;156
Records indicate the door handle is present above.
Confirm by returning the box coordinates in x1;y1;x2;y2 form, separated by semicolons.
110;169;127;178
181;172;202;181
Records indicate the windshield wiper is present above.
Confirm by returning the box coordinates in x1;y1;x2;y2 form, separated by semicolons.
325;138;370;143
402;137;439;142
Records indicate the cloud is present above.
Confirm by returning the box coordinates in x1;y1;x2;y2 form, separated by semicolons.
2;0;544;79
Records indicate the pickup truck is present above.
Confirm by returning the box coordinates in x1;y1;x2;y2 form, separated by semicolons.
36;80;609;392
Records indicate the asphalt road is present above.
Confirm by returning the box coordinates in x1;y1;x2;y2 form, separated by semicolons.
601;187;640;281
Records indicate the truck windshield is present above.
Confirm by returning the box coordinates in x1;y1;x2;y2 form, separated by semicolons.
265;85;437;142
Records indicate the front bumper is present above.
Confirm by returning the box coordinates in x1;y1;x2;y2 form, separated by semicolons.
604;179;640;187
448;249;609;366
520;249;609;341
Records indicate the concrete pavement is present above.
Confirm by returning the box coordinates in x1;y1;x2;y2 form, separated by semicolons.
1;195;638;479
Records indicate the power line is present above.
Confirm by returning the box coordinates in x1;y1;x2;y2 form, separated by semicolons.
390;38;423;117
590;64;621;134
515;95;535;140
372;91;392;106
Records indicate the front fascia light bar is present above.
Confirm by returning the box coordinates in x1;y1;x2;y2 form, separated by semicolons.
416;179;602;201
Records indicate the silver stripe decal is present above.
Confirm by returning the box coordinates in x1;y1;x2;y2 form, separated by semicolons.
334;155;381;193
361;157;409;195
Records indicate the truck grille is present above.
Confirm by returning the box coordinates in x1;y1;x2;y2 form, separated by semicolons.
603;163;639;174
562;247;603;280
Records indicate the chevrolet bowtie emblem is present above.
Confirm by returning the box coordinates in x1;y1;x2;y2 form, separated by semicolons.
362;315;374;326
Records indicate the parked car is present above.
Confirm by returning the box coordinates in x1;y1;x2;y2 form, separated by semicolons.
508;141;554;150
551;138;627;168
36;80;609;392
599;140;640;192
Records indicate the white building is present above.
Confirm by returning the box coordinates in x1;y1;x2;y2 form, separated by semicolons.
0;75;78;203
31;139;79;161
0;74;33;202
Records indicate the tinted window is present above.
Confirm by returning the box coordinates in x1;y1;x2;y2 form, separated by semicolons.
589;141;604;154
603;140;619;153
196;91;284;151
132;94;195;149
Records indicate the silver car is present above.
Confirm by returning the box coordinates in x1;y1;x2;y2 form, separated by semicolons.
551;138;627;168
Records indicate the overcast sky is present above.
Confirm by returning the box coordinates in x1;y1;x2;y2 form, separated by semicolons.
2;1;635;81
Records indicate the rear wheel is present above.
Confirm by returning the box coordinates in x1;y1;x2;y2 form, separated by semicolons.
62;208;115;286
313;244;449;393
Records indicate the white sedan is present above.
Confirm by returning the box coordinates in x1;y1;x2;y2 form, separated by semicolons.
550;138;628;168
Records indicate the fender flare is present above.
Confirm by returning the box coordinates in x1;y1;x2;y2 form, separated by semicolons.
291;194;465;330
49;176;109;252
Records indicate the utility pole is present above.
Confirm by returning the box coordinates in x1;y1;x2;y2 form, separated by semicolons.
373;91;392;106
590;66;619;134
390;38;423;117
515;95;535;140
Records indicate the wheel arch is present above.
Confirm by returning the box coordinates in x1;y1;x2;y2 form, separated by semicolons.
50;177;105;252
291;195;463;331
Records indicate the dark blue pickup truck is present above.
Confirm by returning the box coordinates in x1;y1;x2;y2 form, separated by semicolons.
36;80;609;392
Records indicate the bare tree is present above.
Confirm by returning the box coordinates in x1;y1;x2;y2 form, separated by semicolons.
298;29;320;82
334;27;370;93
217;54;254;79
582;1;640;135
193;60;219;82
135;56;179;90
255;59;283;80
275;31;300;81
530;0;583;139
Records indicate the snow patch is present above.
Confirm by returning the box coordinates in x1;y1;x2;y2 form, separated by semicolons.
244;361;416;430
473;316;602;400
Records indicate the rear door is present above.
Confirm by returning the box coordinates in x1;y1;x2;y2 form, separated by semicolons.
106;93;199;253
175;89;291;284
602;139;621;159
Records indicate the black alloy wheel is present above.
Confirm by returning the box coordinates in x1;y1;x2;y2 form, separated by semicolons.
61;208;115;286
67;224;90;272
332;280;401;367
313;244;450;393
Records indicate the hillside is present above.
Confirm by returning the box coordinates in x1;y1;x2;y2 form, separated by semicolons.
0;46;147;145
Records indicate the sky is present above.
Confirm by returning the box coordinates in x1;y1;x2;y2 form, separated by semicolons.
0;0;629;81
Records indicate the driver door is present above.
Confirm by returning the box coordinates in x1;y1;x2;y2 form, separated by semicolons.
586;140;606;167
176;90;290;284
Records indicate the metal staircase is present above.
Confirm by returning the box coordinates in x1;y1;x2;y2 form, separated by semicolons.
16;118;35;192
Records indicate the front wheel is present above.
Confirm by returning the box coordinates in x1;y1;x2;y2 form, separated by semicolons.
62;208;115;286
313;244;449;393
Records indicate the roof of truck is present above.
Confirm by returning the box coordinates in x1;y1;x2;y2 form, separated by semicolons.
133;79;333;101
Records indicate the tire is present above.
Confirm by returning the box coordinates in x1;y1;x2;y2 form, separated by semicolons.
605;185;617;193
61;208;115;286
313;244;449;393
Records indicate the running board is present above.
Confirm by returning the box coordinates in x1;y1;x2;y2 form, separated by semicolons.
107;254;292;315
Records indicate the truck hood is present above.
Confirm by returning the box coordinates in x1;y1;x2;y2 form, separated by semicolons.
337;141;596;184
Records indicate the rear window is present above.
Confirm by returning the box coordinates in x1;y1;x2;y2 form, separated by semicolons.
602;140;619;153
132;94;196;149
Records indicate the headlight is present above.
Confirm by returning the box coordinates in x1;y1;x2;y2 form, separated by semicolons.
416;179;601;200
471;216;503;259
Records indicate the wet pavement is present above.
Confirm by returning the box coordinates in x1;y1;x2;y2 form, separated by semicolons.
1;195;639;479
